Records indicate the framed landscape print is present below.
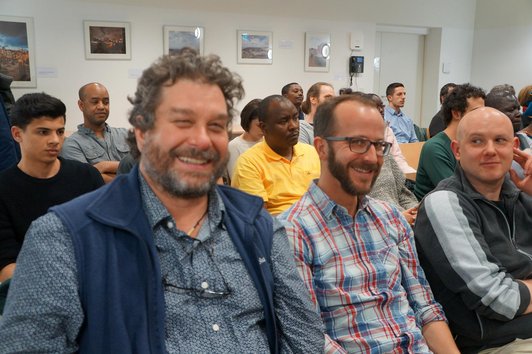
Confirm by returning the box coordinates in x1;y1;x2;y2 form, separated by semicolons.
0;16;36;87
163;26;204;56
84;21;131;60
237;30;272;64
304;32;330;72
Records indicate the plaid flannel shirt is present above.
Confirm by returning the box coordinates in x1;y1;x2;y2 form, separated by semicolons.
278;182;446;353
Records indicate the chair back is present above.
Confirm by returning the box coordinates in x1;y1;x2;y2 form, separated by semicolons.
398;142;425;170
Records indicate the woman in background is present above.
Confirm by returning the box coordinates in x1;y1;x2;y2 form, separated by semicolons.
227;99;263;179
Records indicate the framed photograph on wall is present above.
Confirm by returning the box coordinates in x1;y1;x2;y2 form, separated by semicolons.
237;30;272;64
163;26;204;56
84;21;131;60
0;16;36;88
304;32;330;72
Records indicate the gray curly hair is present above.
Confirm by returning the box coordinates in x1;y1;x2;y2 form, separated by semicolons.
126;48;244;156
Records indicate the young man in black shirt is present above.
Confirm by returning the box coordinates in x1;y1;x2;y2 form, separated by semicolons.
0;93;104;282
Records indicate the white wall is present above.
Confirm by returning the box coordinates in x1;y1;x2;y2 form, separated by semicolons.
471;0;532;94
1;0;477;131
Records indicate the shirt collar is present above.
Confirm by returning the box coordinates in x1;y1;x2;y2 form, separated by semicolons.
385;105;402;117
307;180;371;220
263;141;305;162
77;123;110;136
138;170;225;231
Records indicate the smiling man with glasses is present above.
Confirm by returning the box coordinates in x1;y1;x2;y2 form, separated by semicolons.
278;94;458;353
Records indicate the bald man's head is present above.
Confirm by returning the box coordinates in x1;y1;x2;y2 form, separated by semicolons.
456;107;513;141
452;107;518;197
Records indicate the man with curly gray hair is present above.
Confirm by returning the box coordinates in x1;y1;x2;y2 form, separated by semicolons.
0;50;325;353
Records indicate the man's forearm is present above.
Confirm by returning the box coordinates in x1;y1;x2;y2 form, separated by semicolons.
422;320;459;354
93;161;120;174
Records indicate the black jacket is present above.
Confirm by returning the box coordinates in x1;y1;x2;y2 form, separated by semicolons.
414;165;532;353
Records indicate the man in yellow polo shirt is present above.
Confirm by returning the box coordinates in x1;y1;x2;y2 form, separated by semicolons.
232;95;320;215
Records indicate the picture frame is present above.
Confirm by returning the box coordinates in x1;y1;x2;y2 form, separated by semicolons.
163;26;204;56
0;16;36;88
304;32;330;72
84;21;131;60
237;30;272;64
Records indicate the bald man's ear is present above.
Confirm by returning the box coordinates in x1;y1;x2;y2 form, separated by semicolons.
450;140;460;160
77;99;84;112
512;136;519;149
314;136;328;161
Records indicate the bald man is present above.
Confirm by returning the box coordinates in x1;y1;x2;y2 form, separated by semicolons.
61;83;129;182
414;107;532;353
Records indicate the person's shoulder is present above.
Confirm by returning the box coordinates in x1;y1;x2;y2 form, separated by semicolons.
60;158;94;171
238;141;266;160
277;191;316;227
295;142;319;158
228;135;243;147
63;131;80;141
0;165;21;192
109;126;128;135
59;158;103;181
423;132;449;150
365;196;402;216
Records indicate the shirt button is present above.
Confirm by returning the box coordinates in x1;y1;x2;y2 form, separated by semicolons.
212;324;220;332
166;221;174;229
201;282;209;289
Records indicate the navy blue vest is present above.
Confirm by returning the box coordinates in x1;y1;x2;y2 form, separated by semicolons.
51;166;279;353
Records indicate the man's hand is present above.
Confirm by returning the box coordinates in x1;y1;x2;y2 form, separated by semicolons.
510;148;532;195
402;205;418;227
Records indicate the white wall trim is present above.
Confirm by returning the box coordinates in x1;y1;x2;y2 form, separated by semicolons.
376;25;429;35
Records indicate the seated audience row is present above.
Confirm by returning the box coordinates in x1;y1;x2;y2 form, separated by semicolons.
0;50;325;353
1;49;532;353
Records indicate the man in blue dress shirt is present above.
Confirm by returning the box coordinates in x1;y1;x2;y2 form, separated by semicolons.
384;82;419;143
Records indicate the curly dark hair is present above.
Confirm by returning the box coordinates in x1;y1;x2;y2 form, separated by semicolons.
442;83;486;127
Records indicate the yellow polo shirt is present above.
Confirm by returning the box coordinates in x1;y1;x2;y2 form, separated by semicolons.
231;141;320;215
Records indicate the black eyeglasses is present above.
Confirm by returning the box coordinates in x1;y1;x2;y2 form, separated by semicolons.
162;243;231;299
325;136;392;156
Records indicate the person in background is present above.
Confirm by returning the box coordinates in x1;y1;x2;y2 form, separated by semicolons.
281;82;305;120
368;93;417;174
428;83;457;138
414;107;532;353
226;98;263;177
0;92;103;283
415;83;485;200
518;85;532;131
232;95;320;215
368;153;419;226
299;82;335;145
485;84;522;133
338;87;353;95
384;82;418;143
61;82;129;182
0;51;324;353
279;94;458;353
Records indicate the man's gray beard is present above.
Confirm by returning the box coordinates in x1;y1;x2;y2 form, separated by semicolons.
141;141;228;199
